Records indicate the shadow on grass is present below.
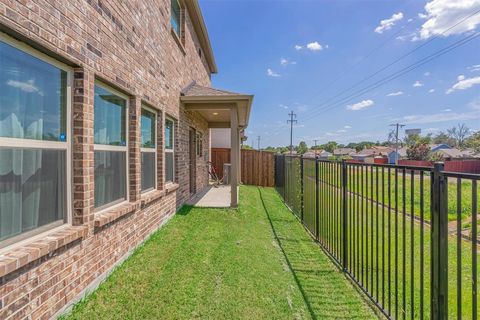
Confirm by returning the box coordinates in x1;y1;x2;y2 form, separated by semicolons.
258;187;374;320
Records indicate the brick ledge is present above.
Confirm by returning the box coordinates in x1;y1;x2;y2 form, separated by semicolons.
141;190;166;208
0;225;87;278
165;183;180;193
94;202;139;228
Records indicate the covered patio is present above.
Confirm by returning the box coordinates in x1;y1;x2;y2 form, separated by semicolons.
181;81;253;207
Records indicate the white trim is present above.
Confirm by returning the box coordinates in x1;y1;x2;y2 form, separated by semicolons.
94;144;128;152
141;105;157;192
0;137;69;149
0;33;73;244
93;82;129;210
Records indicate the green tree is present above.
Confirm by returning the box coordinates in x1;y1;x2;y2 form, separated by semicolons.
322;141;338;153
295;141;308;154
465;131;480;153
447;123;470;148
406;141;431;160
432;131;455;146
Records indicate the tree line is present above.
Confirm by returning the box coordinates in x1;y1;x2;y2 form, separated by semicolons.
245;124;480;156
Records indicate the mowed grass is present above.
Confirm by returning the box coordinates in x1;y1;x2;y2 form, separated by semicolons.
302;161;477;222
300;182;480;319
62;186;376;320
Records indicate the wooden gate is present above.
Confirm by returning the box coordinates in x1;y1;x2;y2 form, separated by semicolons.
210;148;275;187
241;149;274;187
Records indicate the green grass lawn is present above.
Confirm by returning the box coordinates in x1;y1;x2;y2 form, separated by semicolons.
299;181;479;319
62;186;377;319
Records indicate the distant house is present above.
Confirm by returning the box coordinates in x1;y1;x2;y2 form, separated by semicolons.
463;148;480;158
430;144;451;152
352;146;392;162
301;149;332;159
333;148;356;157
433;148;470;160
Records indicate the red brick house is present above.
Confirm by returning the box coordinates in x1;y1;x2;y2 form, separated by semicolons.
0;0;252;318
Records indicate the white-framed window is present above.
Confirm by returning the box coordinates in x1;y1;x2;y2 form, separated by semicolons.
0;32;72;248
141;106;156;192
170;0;182;37
93;82;128;210
165;117;175;183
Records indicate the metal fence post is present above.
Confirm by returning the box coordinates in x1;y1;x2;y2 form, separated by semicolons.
431;162;448;320
315;156;319;240
341;160;348;271
300;155;304;223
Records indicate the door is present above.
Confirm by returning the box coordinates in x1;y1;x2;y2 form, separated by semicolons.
189;128;196;194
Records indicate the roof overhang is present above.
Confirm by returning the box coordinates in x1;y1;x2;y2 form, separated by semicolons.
185;0;218;74
181;94;253;129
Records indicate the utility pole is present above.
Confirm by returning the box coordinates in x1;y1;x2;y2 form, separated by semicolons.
390;123;405;165
257;136;261;150
287;111;297;154
313;139;319;155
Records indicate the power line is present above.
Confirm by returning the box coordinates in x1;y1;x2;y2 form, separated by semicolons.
300;8;480;119
268;29;480;139
257;136;261;150
266;9;480;139
287;111;297;154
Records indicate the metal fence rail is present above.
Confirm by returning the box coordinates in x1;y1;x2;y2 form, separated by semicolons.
274;154;480;320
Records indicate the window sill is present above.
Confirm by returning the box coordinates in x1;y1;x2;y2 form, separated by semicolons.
0;225;87;278
94;201;139;228
165;182;180;193
140;189;166;208
171;28;186;55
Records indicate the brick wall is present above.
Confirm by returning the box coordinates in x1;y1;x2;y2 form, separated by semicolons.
0;0;212;318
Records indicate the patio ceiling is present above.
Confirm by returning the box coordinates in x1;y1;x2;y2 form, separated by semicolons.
180;81;253;128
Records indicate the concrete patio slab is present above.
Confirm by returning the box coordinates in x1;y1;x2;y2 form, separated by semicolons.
186;185;231;207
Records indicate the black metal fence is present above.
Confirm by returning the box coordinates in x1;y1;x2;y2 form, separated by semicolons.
274;154;480;320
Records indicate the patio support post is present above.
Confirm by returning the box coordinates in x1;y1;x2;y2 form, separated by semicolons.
230;107;239;207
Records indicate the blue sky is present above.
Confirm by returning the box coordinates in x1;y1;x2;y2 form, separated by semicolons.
200;0;480;148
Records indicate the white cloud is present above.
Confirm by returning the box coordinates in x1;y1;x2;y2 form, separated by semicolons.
446;75;480;94
468;64;480;72
267;68;281;77
344;125;352;129
387;91;404;96
413;80;424;87
429;88;435;93
7;79;42;94
424;71;431;76
306;41;324;51
415;0;480;40
401;110;480;124
279;104;288;109
280;58;297;66
375;12;404;34
295;41;327;51
346;99;374;111
326;132;339;136
443;108;452;112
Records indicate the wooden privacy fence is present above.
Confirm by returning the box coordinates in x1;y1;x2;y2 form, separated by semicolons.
241;149;275;187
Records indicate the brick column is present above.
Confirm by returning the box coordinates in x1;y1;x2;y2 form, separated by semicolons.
157;110;165;191
72;68;95;232
129;96;141;201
